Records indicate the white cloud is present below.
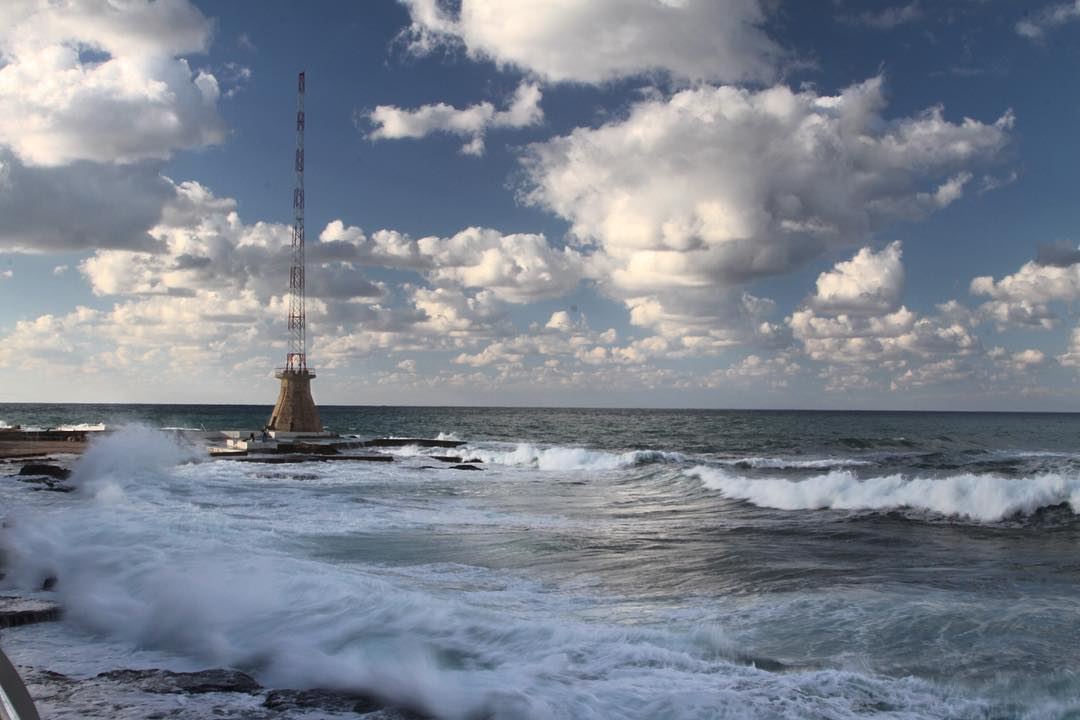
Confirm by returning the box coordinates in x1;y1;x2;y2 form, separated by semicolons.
521;76;1011;339
811;242;904;314
1059;327;1080;367
0;0;226;167
367;81;542;155
789;244;980;390
1016;1;1080;39
841;2;923;29
0;269;12;279
398;0;781;84
970;257;1080;328
320;222;587;303
891;358;972;390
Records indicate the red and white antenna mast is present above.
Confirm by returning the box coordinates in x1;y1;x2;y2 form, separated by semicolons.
285;71;307;373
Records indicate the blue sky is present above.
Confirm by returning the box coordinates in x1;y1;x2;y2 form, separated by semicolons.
2;0;1080;409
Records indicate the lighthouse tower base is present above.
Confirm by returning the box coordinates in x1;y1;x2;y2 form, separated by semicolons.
267;369;324;434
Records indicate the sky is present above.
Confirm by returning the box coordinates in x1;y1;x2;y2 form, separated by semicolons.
1;0;1080;410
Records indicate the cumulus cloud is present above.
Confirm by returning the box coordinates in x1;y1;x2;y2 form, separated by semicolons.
367;81;542;155
398;0;781;84
27;178;593;378
788;245;979;391
521;76;1011;340
0;149;174;252
1016;1;1080;39
0;1;231;255
0;0;226;167
811;242;904;314
970;255;1080;328
320;222;587;303
1058;327;1080;367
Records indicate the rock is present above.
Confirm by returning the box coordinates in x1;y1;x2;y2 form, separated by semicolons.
274;442;339;455
17;463;71;480
16;476;74;492
94;668;263;695
450;464;482;471
431;455;463;463
263;688;385;714
0;596;63;628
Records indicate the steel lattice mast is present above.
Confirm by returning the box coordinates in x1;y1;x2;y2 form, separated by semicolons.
267;70;322;434
286;71;307;372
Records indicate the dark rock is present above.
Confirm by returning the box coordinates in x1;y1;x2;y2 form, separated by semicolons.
263;688;385;714
431;455;463;463
0;596;63;628
274;442;339;455
450;464;482;471
464;458;483;464
17;463;70;480
95;668;263;695
17;476;74;492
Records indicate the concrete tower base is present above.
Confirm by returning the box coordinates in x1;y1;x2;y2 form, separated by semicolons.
267;369;323;434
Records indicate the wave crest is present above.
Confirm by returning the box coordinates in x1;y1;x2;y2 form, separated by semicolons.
470;444;685;471
690;466;1080;522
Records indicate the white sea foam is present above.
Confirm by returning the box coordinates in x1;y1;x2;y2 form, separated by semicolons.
691;466;1080;522
55;422;107;432
469;443;685;471
0;426;1029;718
436;431;461;442
716;456;873;470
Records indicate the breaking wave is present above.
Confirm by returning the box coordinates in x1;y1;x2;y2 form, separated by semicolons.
716;457;874;470
0;427;994;720
690;466;1080;522
469;443;686;471
55;422;107;432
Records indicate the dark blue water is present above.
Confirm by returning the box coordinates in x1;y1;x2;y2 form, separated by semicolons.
2;404;1080;718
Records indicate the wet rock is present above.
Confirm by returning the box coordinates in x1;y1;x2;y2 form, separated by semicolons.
94;668;263;695
431;455;463;463
16;476;74;492
274;442;339;455
0;596;63;628
17;463;71;480
451;464;482;471
263;688;384;714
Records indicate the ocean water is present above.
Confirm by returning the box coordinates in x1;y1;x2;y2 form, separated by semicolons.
2;405;1080;718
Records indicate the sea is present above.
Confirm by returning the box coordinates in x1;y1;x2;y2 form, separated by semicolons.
2;404;1080;719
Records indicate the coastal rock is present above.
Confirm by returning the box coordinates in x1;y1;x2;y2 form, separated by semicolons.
0;596;63;628
451;464;482;471
263;688;385;714
94;668;263;695
17;463;71;480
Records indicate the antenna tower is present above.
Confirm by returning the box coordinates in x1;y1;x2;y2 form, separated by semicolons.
267;70;322;434
286;70;307;372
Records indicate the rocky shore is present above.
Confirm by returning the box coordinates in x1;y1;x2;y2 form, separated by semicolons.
19;663;427;719
2;595;426;719
1;436;443;719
